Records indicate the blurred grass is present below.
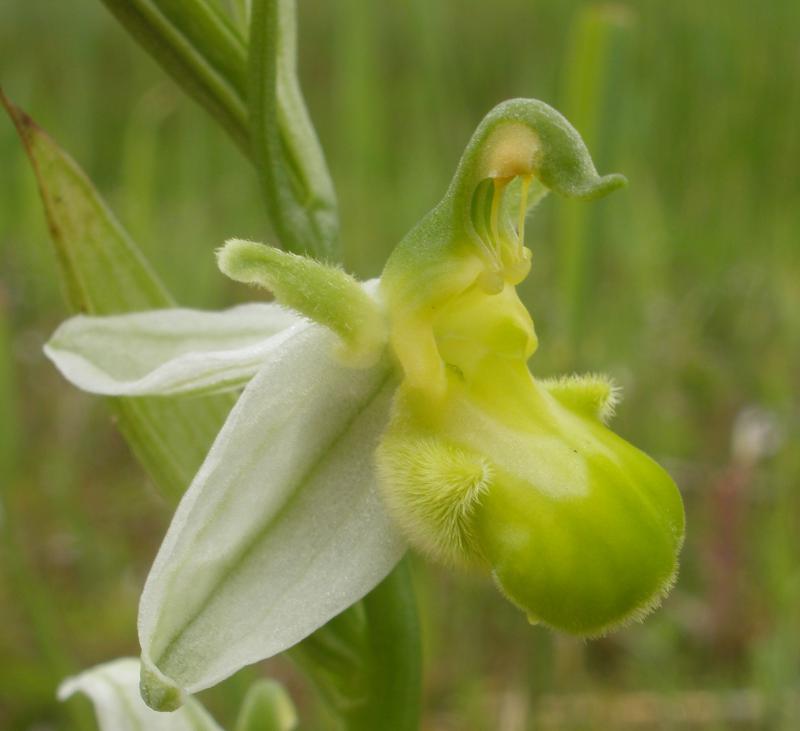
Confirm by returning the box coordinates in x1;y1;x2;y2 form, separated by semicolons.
1;0;799;729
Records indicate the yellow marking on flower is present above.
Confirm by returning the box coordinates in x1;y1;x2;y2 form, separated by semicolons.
479;122;540;180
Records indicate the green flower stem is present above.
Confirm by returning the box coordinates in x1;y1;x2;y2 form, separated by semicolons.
347;559;422;731
98;1;340;256
248;0;339;258
287;559;421;731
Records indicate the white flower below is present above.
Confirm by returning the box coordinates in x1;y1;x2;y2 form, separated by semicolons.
58;658;223;731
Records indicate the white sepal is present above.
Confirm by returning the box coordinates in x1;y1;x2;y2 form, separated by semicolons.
44;304;301;396
138;323;406;702
58;658;222;731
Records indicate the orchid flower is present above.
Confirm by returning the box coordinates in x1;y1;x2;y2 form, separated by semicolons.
45;98;684;710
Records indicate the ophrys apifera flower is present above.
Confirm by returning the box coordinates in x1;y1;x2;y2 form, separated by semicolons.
45;98;684;709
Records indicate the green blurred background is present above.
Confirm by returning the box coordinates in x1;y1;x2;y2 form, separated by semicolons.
1;1;799;729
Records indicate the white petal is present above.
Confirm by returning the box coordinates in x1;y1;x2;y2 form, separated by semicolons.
44;303;302;396
58;658;222;731
138;324;406;698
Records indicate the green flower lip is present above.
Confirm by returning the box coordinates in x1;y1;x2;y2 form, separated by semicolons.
375;97;681;637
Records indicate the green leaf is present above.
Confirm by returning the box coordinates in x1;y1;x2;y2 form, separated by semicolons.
248;0;339;258
234;680;297;731
1;91;234;501
99;0;250;153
